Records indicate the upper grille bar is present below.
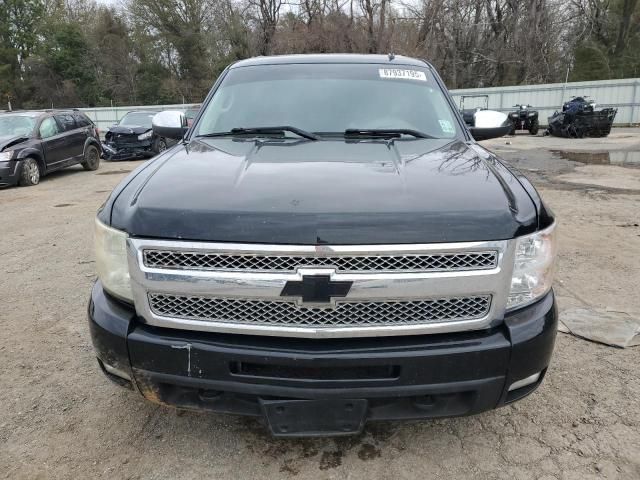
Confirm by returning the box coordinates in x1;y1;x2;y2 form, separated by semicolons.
143;249;498;273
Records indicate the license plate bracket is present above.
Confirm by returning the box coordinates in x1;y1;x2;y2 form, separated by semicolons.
260;398;368;437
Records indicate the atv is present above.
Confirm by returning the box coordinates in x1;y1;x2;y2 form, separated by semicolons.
546;96;617;138
508;104;539;135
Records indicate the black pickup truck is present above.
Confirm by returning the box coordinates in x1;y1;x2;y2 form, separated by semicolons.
89;54;557;437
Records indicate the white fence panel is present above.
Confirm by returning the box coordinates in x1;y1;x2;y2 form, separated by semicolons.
450;78;640;126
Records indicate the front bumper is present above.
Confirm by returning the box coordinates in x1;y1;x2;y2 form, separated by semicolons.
101;141;153;161
88;282;557;435
0;160;22;187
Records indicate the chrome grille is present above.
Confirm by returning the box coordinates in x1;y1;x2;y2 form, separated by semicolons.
143;250;498;273
148;294;492;328
130;238;512;338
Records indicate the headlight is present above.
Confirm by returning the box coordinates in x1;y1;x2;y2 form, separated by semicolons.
138;131;152;141
508;223;557;310
0;151;13;161
95;219;133;302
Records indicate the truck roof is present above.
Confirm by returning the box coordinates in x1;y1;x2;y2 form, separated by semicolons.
231;54;432;69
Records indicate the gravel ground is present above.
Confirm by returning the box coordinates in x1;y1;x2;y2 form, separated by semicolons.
1;130;639;479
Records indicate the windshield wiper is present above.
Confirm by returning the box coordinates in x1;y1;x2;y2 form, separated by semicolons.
198;126;320;141
344;128;435;139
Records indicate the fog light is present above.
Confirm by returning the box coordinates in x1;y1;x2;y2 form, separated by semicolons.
508;372;541;392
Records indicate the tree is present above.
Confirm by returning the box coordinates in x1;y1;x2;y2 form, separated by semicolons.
90;7;138;105
247;0;284;55
0;0;634;109
128;0;218;101
569;0;640;80
0;0;44;108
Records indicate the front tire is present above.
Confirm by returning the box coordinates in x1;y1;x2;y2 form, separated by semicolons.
528;120;539;135
81;145;100;171
19;157;40;186
153;137;167;154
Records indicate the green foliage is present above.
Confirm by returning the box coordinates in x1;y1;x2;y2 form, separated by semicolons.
571;44;612;81
44;22;99;105
0;0;44;107
135;62;178;105
571;0;640;81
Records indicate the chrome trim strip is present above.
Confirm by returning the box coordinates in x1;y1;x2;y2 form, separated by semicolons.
508;372;541;391
127;239;515;338
102;362;132;381
137;312;496;339
132;239;504;255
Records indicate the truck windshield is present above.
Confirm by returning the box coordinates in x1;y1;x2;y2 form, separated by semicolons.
0;114;37;137
195;63;459;139
119;112;156;128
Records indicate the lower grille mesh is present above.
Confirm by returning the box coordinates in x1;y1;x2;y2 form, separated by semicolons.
147;294;491;328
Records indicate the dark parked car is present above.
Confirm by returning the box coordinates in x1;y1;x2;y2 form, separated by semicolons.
89;54;557;437
102;110;174;161
0;109;101;187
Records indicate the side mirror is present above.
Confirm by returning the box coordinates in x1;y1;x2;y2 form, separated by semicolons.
469;110;511;141
152;110;187;140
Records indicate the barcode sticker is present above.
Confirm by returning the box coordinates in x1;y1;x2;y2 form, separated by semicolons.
378;69;427;81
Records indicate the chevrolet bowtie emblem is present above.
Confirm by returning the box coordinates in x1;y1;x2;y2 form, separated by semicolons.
280;275;352;305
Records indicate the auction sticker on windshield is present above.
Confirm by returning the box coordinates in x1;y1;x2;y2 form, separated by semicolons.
378;69;427;81
439;120;455;134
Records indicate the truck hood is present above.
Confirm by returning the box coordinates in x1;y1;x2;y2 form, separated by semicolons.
110;137;537;244
0;134;29;152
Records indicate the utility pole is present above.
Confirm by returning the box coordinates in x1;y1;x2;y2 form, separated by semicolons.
560;63;572;109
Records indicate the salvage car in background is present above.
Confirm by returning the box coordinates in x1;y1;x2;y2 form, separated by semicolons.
102;110;175;161
0;110;101;187
546;96;617;138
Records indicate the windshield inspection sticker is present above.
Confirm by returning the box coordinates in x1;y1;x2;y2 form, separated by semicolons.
378;68;427;82
439;120;455;134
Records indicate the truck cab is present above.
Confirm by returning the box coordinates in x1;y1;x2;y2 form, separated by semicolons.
88;54;557;437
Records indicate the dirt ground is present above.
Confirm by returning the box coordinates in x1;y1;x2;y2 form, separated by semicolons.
1;129;639;479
